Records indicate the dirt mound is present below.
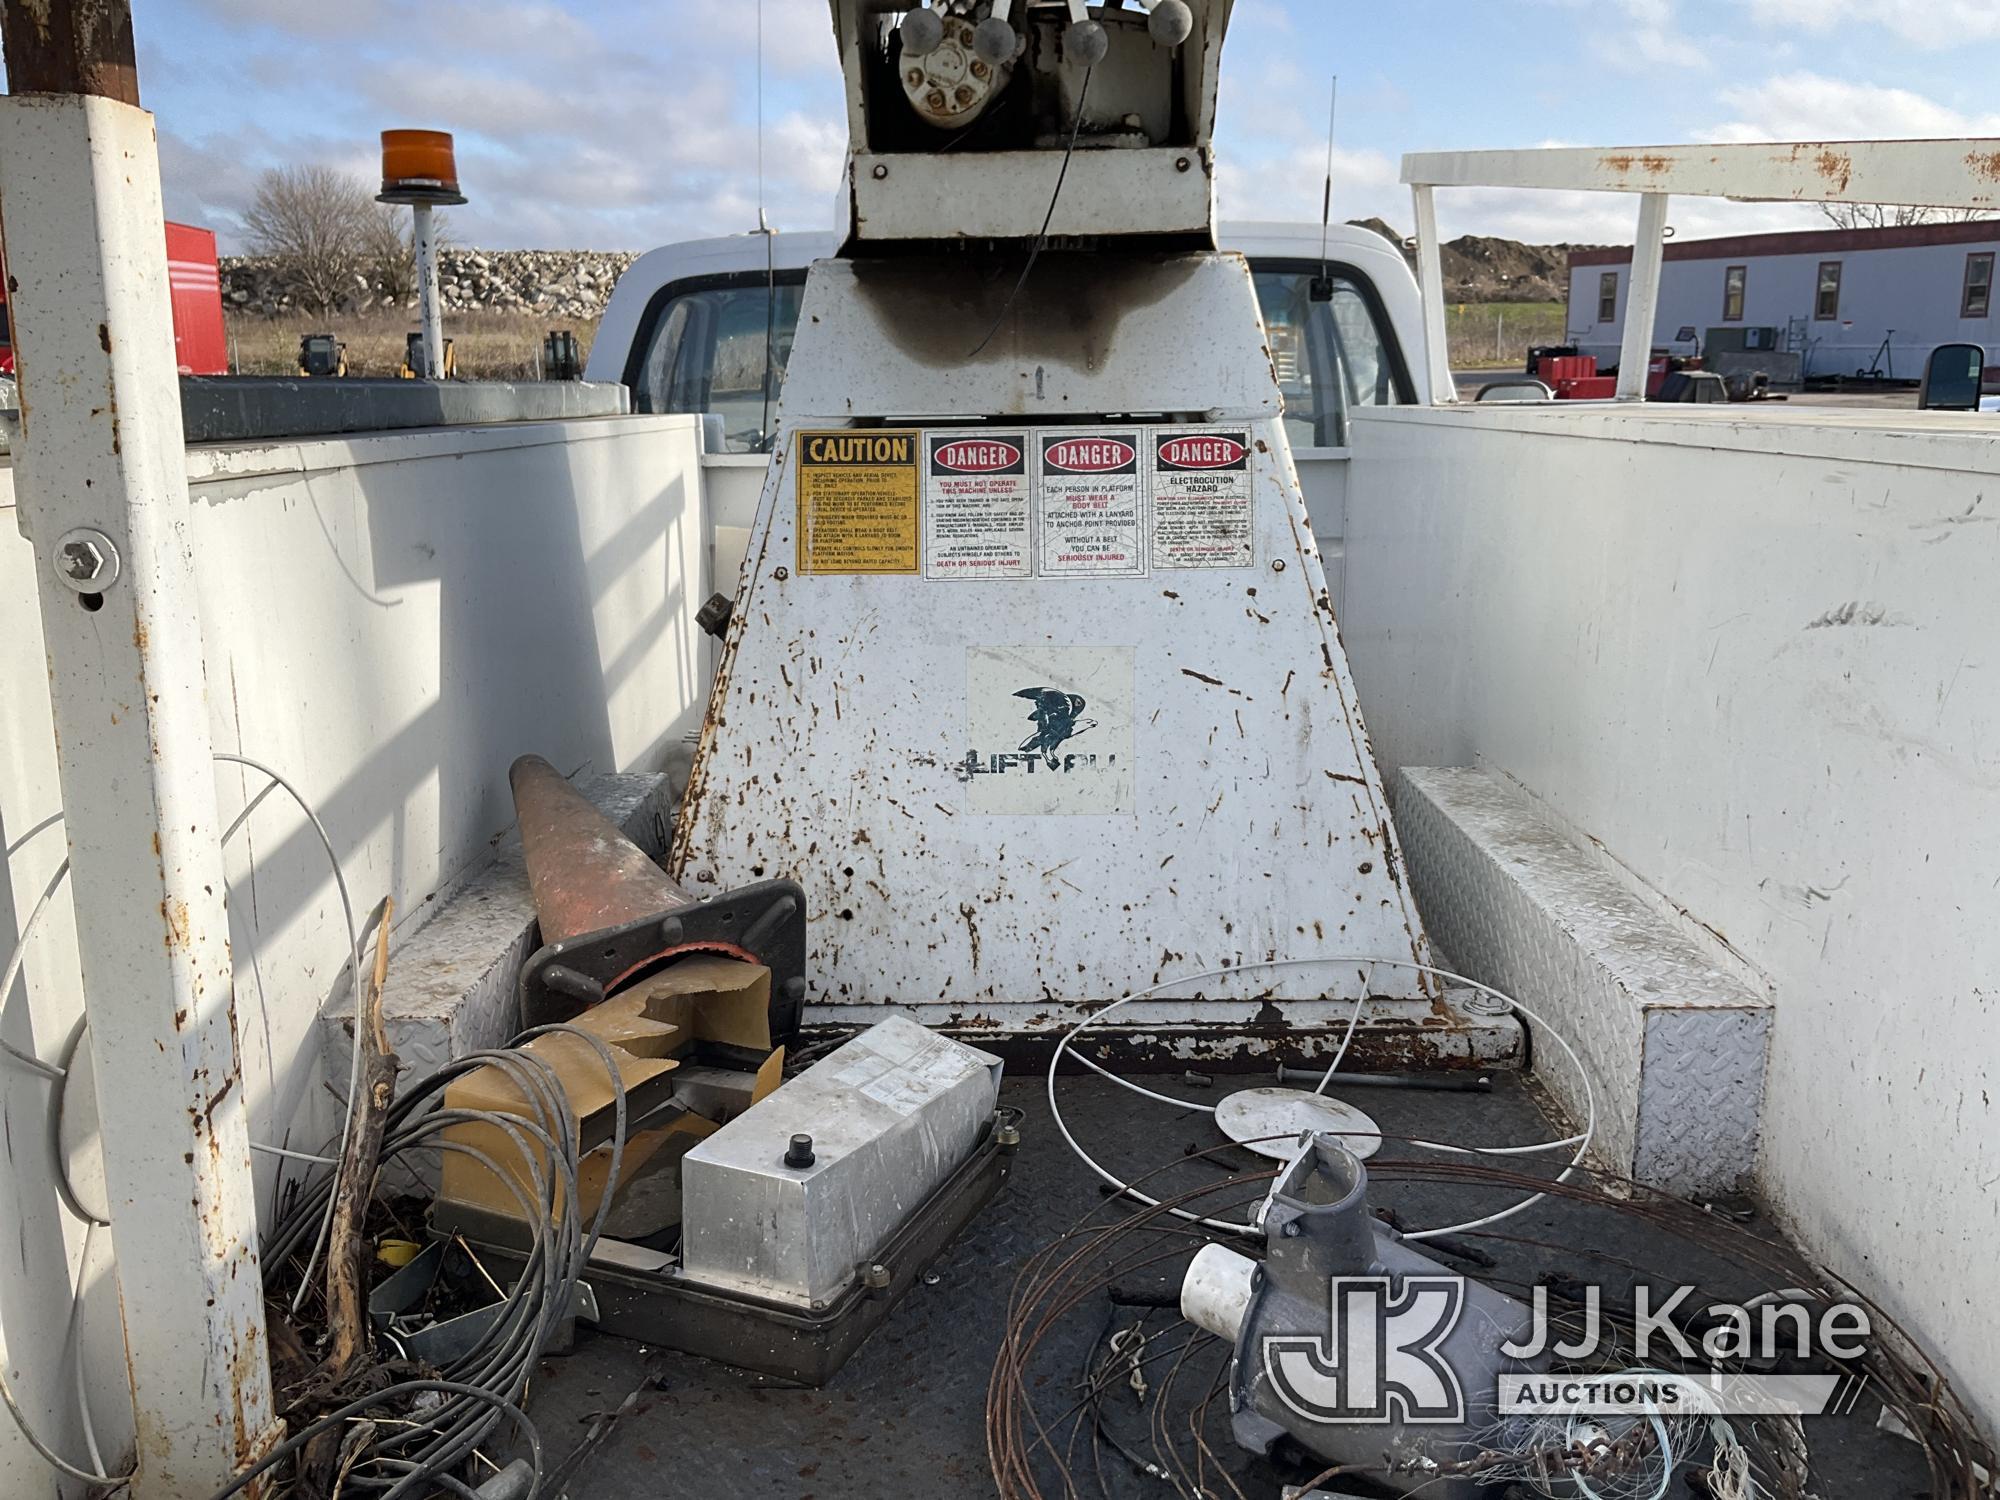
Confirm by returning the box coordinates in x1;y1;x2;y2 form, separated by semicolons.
1345;219;1603;304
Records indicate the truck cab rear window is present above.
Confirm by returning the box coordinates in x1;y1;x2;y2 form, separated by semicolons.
628;263;1407;454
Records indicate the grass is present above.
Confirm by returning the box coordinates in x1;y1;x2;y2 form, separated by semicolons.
1443;301;1572;370
224;310;606;380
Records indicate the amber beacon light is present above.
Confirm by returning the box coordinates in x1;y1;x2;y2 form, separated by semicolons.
378;129;468;206
376;129;467;381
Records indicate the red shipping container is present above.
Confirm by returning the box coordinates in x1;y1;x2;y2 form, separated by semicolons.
164;222;228;375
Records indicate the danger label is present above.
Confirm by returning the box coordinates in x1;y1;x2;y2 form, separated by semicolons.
1150;428;1253;569
924;430;1031;580
795;429;921;575
1037;430;1146;577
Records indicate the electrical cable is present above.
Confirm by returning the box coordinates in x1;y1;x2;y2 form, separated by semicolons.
212;750;370;1317
0;1220;131;1486
1045;955;1597;1238
967;64;1094;359
0;751;368;1481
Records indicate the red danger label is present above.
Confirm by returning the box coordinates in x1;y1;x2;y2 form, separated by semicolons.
1156;434;1248;470
933;439;1023;473
1044;437;1138;473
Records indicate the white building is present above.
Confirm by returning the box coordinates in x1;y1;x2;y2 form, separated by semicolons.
1567;219;2000;380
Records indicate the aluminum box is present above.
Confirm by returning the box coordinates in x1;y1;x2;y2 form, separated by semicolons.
679;1016;1002;1310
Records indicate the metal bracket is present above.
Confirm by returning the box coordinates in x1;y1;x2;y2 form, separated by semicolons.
518;877;811;1041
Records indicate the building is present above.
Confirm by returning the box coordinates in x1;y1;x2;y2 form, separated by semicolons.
1567;219;2000;382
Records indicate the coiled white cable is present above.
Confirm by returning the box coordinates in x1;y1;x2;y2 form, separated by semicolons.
1045;955;1597;1239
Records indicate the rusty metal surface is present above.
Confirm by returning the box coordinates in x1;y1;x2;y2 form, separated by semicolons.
513;754;699;944
510;755;811;1037
0;0;140;104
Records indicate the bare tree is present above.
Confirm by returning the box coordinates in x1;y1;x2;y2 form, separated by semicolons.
242;165;372;315
357;203;449;308
1819;203;1987;229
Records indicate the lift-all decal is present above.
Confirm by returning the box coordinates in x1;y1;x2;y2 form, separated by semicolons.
959;646;1135;815
794;429;921;575
1035;431;1147;577
923;431;1032;579
1150;428;1254;569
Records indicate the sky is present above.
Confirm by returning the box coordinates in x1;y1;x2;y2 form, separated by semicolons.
118;0;2000;254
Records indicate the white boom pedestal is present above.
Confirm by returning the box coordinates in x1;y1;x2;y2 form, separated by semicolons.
673;252;1439;1033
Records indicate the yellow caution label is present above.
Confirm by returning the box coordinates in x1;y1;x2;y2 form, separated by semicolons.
795;429;921;575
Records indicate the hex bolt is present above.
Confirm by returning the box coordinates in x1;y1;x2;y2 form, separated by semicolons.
862;1262;892;1290
785;1133;816;1169
926;89;948;112
53;528;120;594
906;68;925;86
996;1120;1022;1151
954;84;975;105
970;58;989;79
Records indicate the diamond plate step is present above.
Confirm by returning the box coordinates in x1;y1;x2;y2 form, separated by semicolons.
1395;767;1771;1197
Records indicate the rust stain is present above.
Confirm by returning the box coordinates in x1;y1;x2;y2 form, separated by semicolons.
1814;148;1853;194
1966;150;2000;184
97;323;112;353
162;895;190;949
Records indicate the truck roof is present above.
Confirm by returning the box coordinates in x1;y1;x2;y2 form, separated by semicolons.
587;221;1429;398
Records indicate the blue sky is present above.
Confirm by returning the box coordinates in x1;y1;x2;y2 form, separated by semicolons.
128;0;2000;252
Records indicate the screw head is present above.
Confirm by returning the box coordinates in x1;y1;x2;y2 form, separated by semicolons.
53;528;119;593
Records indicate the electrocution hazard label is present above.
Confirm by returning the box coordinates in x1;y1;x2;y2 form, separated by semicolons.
1150;429;1253;569
1037;431;1146;577
924;431;1031;579
795;430;921;575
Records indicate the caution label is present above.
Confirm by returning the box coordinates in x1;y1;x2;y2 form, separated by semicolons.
795;429;921;575
1150;428;1253;569
923;431;1032;580
1037;430;1147;578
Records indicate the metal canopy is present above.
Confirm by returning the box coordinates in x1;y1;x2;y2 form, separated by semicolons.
1400;136;2000;404
1403;138;2000;208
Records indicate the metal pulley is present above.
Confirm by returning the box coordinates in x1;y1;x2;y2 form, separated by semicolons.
509;754;810;1038
900;7;1013;130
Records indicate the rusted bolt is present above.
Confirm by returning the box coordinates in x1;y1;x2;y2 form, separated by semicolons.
54;527;120;593
926;90;948;111
906;68;924;85
970;58;989;78
954;84;975;105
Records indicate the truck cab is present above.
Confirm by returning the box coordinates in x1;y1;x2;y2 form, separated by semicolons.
586;221;1429;615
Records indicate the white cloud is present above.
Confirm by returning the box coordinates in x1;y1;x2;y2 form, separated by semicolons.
1601;0;1710;70
1704;71;2000;141
1748;0;2000;48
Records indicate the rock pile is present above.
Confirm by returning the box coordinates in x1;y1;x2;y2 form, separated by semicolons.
220;248;641;319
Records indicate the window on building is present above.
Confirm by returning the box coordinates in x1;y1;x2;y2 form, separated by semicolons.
1815;261;1842;321
1597;271;1618;323
1962;253;1994;319
1722;265;1746;322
